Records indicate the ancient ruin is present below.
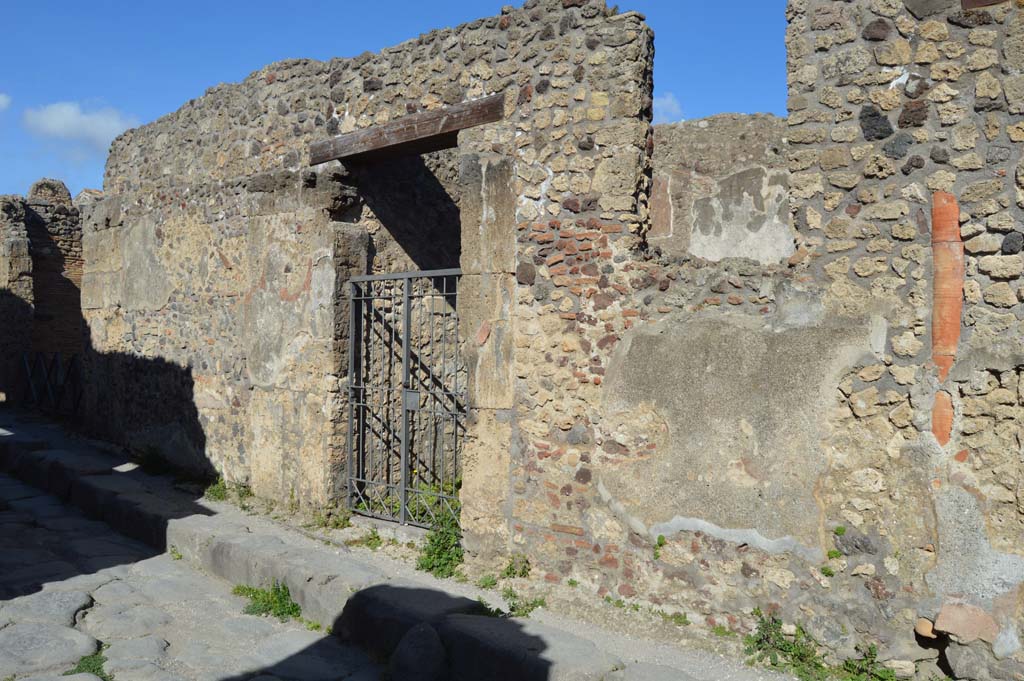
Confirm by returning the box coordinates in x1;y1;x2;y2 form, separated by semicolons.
2;0;1024;678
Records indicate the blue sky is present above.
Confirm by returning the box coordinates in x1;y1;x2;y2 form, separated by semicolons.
0;1;785;197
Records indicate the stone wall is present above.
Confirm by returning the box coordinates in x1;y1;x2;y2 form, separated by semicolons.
64;0;1024;676
25;180;84;357
500;2;1024;679
82;0;652;512
782;1;1024;676
0;180;85;403
0;196;33;402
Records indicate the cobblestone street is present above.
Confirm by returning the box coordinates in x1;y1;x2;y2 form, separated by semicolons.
0;473;381;681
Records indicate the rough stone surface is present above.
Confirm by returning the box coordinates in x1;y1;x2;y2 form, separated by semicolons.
0;468;381;680
0;623;99;676
439;614;623;681
389;622;446;681
0;590;92;627
5;1;1024;679
650;115;793;264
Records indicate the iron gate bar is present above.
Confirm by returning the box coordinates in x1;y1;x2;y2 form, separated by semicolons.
348;267;462;283
346;269;465;528
21;351;84;416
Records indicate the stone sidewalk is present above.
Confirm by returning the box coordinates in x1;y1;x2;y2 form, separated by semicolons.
0;409;789;681
0;472;380;680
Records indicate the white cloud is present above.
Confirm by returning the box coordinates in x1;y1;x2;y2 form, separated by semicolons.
23;101;138;151
653;92;683;124
0;93;10;112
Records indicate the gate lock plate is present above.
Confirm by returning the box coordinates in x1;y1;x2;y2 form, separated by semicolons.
403;389;420;411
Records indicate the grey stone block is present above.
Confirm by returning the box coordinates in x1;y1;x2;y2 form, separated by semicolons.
390;622;446;681
437;614;624;681
338;584;488;658
0;589;92;627
0;623;99;676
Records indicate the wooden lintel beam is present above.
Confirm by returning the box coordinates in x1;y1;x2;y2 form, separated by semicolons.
309;93;505;165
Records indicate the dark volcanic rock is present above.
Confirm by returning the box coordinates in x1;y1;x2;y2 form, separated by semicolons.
860;105;894;141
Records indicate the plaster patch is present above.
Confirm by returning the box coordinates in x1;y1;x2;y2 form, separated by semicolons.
927;486;1024;604
649;515;822;563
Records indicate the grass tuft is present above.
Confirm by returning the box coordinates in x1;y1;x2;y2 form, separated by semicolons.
500;554;531;579
416;514;463;579
345;527;383;550
204;476;228;501
502;586;546;618
744;608;897;681
64;650;113;680
232;582;301;622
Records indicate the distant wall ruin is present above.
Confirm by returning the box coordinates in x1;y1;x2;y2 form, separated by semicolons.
650;114;793;264
0;180;85;402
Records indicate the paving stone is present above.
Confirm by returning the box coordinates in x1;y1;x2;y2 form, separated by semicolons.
104;634;169;664
134;574;222;604
0;623;99;676
0;560;81;599
0;479;42;502
91;579;149;606
0;589;92;626
609;663;700;681
103;660;186;681
219;614;281;639
251;629;379;681
41;572;115;595
80;603;172;640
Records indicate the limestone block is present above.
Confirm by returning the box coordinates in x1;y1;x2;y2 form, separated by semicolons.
459;273;515;410
458;153;516;276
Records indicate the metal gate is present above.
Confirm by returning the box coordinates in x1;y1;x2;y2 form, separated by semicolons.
346;269;465;528
22;351;84;417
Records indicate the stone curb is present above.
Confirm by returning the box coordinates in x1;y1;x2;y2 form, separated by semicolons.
0;419;634;681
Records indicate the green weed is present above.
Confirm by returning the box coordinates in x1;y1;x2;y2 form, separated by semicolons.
501;554;531;579
416;513;463;579
827;549;842;560
567;578;579;587
502;587;546;618
232;582;301;622
713;624;736;637
477;574;498;590
346;528;383;550
657;610;690;626
833;526;847;536
169;545;183;561
309;503;354;532
744;608;897;681
204;476;228;501
64;649;113;680
654;534;667;560
820;566;836;577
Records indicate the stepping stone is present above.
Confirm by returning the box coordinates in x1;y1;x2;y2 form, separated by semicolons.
0;589;92;626
0;622;99;676
251;630;377;681
438;614;624;681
